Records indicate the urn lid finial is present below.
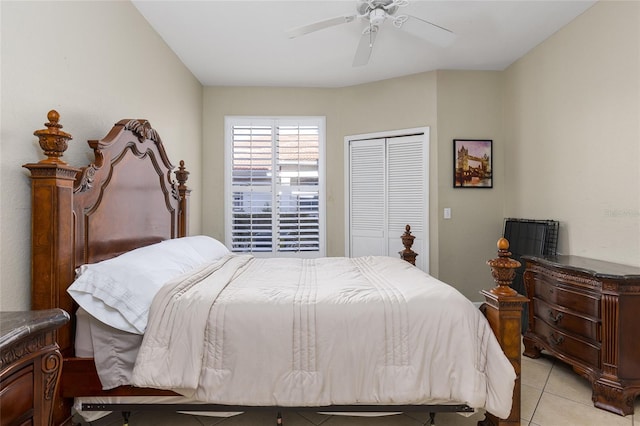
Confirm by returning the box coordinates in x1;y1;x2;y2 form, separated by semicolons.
33;109;73;164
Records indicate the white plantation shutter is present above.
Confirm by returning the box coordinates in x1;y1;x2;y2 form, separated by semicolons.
230;124;274;252
347;131;428;272
276;124;321;252
226;117;325;257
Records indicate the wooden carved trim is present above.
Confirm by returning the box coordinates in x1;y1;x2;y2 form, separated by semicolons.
26;165;79;180
527;264;601;290
122;119;162;144
602;281;640;293
74;162;101;193
119;119;175;179
0;334;46;369
482;298;529;310
42;350;63;400
601;294;619;377
593;380;636;415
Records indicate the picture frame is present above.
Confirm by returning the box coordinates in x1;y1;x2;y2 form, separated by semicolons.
453;139;493;188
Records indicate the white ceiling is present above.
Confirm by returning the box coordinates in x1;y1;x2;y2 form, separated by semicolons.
132;0;596;88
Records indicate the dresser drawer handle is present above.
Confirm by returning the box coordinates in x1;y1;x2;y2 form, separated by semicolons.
549;334;565;346
548;310;564;324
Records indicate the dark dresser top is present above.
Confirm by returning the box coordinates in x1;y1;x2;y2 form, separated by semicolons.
0;309;69;350
522;255;640;280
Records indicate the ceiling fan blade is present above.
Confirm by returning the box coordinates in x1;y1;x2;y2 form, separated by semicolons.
396;14;456;47
286;15;357;39
353;26;378;67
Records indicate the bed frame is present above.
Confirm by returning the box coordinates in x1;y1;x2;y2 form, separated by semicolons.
24;110;527;426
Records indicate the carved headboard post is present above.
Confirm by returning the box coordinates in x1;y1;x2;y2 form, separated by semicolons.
479;238;529;426
23;111;79;355
23;111;192;426
175;160;191;237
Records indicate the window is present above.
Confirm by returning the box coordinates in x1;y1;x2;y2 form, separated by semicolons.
225;117;325;257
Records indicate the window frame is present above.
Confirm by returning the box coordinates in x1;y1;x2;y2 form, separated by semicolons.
224;116;326;257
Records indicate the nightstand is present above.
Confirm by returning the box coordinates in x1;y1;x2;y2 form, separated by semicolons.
1;309;69;426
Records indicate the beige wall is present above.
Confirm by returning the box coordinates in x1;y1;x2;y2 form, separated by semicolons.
0;1;203;310
436;70;505;299
503;1;640;266
202;71;507;299
203;74;442;269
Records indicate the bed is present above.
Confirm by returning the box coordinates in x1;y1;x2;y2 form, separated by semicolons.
24;110;527;426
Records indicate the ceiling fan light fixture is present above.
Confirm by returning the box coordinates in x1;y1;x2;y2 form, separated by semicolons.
369;8;387;26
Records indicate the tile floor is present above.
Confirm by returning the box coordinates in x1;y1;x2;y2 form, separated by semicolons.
74;350;639;426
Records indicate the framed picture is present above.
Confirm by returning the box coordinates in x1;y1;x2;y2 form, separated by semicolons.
453;139;493;188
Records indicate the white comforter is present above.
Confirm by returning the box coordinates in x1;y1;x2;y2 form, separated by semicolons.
131;255;515;418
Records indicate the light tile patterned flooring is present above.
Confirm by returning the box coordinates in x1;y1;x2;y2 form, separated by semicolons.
75;350;639;426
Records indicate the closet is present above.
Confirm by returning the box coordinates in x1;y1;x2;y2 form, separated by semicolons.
345;129;429;272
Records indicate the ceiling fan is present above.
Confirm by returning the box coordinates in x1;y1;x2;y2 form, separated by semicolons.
286;0;456;67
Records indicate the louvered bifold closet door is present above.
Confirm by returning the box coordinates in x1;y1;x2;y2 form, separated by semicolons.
387;135;426;271
347;132;428;272
349;138;386;257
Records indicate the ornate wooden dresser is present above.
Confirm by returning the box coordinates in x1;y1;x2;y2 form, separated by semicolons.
0;309;69;426
522;255;640;416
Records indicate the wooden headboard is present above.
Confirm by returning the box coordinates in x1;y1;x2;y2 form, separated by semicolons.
23;110;190;356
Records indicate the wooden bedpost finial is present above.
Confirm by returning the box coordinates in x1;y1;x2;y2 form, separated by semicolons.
400;224;418;266
33;110;73;164
175;160;189;187
486;237;521;296
175;160;191;238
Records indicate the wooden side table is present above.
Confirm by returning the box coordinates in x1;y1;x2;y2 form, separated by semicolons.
1;309;69;426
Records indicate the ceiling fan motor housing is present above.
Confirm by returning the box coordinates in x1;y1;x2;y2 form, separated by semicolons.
357;0;400;18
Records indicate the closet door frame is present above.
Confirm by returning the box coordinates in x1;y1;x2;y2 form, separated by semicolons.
344;127;430;272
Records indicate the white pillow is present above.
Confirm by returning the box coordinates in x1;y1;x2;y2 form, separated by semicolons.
68;235;229;334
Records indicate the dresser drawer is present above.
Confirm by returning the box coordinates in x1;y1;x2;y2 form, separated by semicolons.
534;319;600;368
533;298;600;342
534;279;600;317
0;364;35;425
